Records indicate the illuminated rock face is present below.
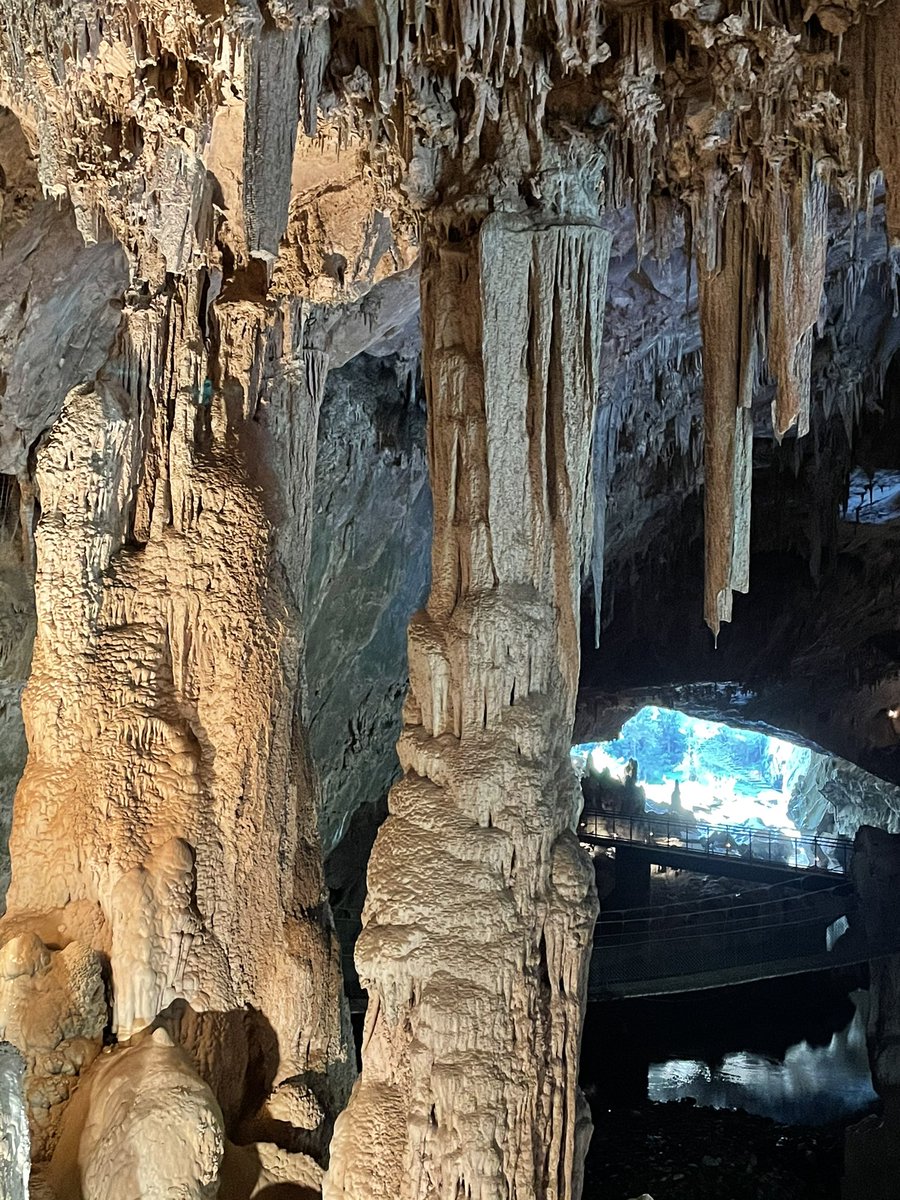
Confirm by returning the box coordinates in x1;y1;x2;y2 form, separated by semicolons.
0;934;106;1160
0;301;356;1174
0;1040;29;1200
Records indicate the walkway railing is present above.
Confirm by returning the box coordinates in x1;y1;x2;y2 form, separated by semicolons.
589;883;863;997
578;807;853;875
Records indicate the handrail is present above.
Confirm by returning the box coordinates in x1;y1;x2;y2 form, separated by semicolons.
597;881;853;927
589;894;868;995
596;906;856;947
578;806;853;875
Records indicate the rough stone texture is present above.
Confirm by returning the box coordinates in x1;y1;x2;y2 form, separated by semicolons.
307;352;430;855
790;755;900;839
4;0;900;1196
1;289;355;1134
0;934;106;1160
0;1040;28;1200
41;1029;225;1200
326;211;608;1200
0;109;127;476
0;513;32;912
843;826;900;1200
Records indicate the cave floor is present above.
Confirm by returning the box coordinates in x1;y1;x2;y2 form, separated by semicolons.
585;1099;849;1199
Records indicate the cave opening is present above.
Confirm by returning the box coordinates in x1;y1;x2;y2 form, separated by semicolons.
574;705;900;1199
576;705;813;843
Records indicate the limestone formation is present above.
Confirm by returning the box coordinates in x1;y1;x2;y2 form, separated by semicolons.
0;934;106;1160
1;291;355;1155
326;210;608;1199
0;0;900;1197
0;1040;28;1200
41;1029;225;1200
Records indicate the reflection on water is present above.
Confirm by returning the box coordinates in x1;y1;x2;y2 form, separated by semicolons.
649;991;876;1125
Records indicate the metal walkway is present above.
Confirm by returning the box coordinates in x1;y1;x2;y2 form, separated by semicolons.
336;817;866;1011
588;881;869;999
579;807;853;883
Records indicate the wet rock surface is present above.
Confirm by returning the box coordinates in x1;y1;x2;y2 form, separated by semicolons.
585;1099;851;1200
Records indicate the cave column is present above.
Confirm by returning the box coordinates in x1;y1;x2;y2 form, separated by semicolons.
325;210;609;1200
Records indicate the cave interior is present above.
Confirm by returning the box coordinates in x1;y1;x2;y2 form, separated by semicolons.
2;0;900;1198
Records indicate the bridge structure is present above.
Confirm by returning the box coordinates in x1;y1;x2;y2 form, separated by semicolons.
579;804;875;997
337;811;889;1011
578;806;853;885
587;881;871;999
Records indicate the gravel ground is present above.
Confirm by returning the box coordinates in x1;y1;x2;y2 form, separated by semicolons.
585;1098;854;1200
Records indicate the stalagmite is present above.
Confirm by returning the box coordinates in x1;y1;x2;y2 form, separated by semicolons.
697;198;758;640
325;209;609;1200
0;934;106;1160
0;279;354;1167
49;1030;225;1200
4;0;900;1194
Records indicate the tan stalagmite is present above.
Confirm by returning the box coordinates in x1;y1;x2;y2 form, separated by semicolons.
325;210;608;1200
50;1029;226;1200
0;278;354;1158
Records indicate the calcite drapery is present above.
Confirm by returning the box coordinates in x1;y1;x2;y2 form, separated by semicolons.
698;198;758;641
767;166;829;443
697;163;829;639
325;210;608;1200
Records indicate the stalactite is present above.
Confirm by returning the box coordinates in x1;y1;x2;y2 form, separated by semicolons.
767;163;829;441
0;279;354;1176
591;402;615;647
243;23;303;259
698;197;758;641
611;7;662;263
873;0;900;245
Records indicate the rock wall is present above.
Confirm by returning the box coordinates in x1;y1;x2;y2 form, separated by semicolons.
307;351;430;856
0;1040;28;1200
790;755;900;838
844;826;900;1200
3;0;900;1195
